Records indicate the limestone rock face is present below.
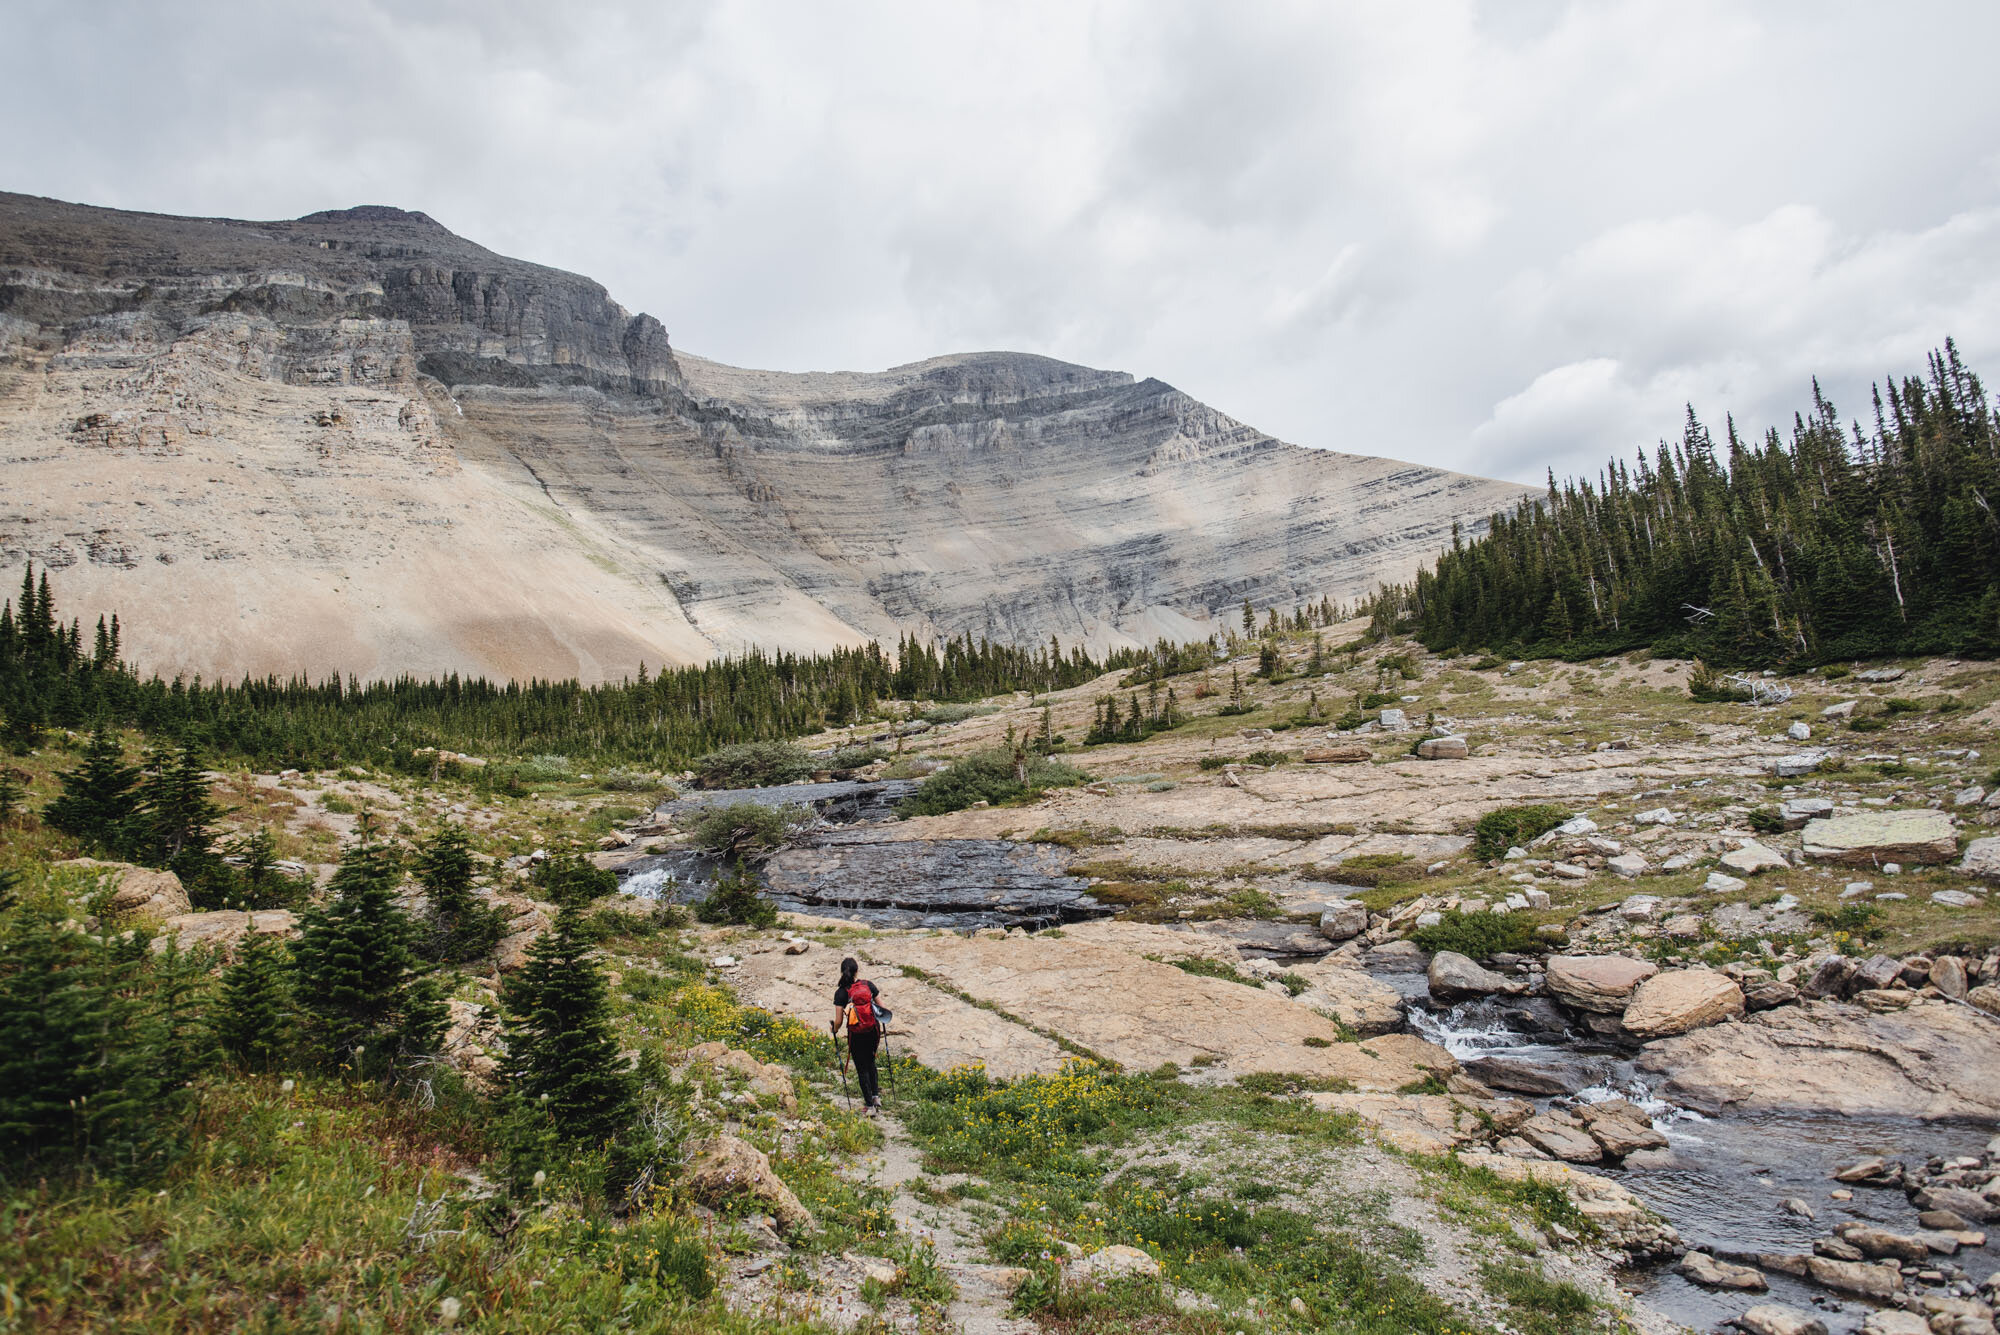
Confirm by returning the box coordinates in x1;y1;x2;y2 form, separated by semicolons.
1545;955;1659;1013
1621;969;1745;1038
1636;998;2000;1120
1802;810;1959;866
0;192;1530;683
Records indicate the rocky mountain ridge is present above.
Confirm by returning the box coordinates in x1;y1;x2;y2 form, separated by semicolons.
0;191;1529;681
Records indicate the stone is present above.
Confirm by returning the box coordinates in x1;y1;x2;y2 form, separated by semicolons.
1859;1312;1932;1335
1663;913;1705;939
1970;985;2000;1017
1679;1251;1767;1290
1912;1187;1995;1223
155;908;298;954
1772;753;1827;779
1303;746;1370;764
1850;954;1905;992
1546;955;1660;1013
1853;668;1905;682
1780;798;1835;829
1787;722;1813;741
1839;1225;1930;1263
1463;1056;1578;1096
1742;979;1799;1010
1706;872;1750;893
1721;843;1789;875
1575;1100;1669;1157
1928;955;1969;999
1919;1210;1972;1231
1068;1244;1161;1283
59;859;192;921
1822;700;1858;718
1780;1198;1816;1220
1378;709;1408;731
1933;890;1982;908
855;1257;902;1287
1517;1111;1603;1163
1363;939;1427;972
687;1042;798;1112
1634;807;1678;825
687;1135;814;1233
1618;894;1661;920
1832;1157;1903;1185
1427;951;1520;1003
1804;1256;1901;1297
1802;810;1959;866
1607;853;1650;879
1958;838;2000;882
1416;736;1468;759
1318;899;1370;942
1290;964;1407;1037
1637;1001;2000;1120
1737;1303;1828;1335
1551;862;1590;880
1622;969;1746;1038
1954;787;1987;808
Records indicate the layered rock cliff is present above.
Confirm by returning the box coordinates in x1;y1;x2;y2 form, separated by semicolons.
0;192;1530;682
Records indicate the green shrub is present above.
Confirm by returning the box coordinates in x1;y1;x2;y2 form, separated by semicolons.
1198;756;1233;771
920;703;999;725
1360;691;1400;710
1882;697;1922;714
680;802;813;860
1243;749;1294;767
515;754;575;782
691;741;814;789
1472;655;1503;670
1748;806;1785;835
1687;661;1751;703
693;869;779;928
1471;804;1570;860
829;743;888;770
1819;663;1852;679
1411;909;1533;959
531;851;619;907
898;750;1089;817
1848;714;1889;732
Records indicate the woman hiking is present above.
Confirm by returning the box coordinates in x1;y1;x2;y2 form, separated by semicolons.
830;956;886;1115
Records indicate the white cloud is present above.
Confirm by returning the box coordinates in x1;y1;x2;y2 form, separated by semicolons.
4;0;1999;485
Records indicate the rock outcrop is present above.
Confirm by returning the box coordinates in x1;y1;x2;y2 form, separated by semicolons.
0;192;1530;682
1620;968;1744;1038
1801;811;1959;866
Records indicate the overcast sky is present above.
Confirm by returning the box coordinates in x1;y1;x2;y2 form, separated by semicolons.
7;0;1999;483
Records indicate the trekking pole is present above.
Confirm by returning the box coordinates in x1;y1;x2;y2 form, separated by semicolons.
834;1032;854;1111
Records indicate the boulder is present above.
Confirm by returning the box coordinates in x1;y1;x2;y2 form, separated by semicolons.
1932;889;1982;908
687;1041;798;1112
1803;1256;1900;1297
1706;872;1750;893
1378;709;1407;731
1623;969;1745;1039
686;1134;814;1233
1771;753;1826;779
1831;1157;1904;1186
1068;1244;1161;1283
1721;843;1789;875
1416;736;1468;760
1929;955;1969;1000
1463;1056;1579;1096
1363;939;1427;972
1427;951;1520;1003
155;908;297;954
1821;700;1857;718
1912;1186;1995;1223
1292;965;1406;1037
1575;1099;1669;1157
1837;1224;1929;1263
1638;999;2000;1120
1971;985;2000;1017
1780;798;1834;829
1802;810;1959;867
1737;1304;1827;1335
60;858;192;921
1679;1251;1767;1290
1546;955;1659;1013
1517;1111;1603;1163
1607;853;1649;879
1318;899;1370;942
1742;978;1799;1010
1858;1312;1932;1335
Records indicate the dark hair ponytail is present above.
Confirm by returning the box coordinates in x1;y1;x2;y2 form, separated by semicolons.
839;956;859;985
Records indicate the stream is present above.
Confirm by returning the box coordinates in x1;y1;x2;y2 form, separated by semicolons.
1409;994;1998;1333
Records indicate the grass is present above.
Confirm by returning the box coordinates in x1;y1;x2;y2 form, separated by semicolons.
1411;909;1534;959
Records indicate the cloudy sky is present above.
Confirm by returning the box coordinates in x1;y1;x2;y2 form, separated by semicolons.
7;0;1999;483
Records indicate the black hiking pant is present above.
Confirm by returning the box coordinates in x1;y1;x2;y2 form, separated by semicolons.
848;1027;881;1104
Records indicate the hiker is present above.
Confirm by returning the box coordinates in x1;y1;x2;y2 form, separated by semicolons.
830;956;885;1114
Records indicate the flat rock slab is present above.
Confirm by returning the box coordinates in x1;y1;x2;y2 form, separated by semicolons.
1185;918;1335;958
1621;969;1745;1039
764;835;1106;928
1546;955;1659;1013
731;943;1067;1081
1635;997;2000;1119
1287;961;1407;1036
1802;810;1958;866
864;933;1453;1088
1053;920;1241;962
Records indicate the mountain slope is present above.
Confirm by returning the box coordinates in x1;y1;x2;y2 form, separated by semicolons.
0;192;1530;682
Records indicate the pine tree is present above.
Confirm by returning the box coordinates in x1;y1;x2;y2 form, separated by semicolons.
132;738;227;896
44;722;142;852
413;822;505;962
1241;598;1255;634
291;841;445;1079
215;933;293;1071
501;901;634;1145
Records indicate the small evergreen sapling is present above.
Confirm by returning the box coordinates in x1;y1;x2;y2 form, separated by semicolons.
413;822;506;961
290;840;445;1079
501;901;635;1145
44;722;141;852
215;932;293;1071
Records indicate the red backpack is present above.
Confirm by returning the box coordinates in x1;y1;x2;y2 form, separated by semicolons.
844;980;879;1033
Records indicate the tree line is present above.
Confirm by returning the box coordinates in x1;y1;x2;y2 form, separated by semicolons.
1366;343;2000;668
0;569;1132;770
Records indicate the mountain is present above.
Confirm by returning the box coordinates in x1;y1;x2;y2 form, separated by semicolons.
0;192;1530;683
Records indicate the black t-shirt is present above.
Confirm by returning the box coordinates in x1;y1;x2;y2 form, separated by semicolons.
834;979;882;1008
